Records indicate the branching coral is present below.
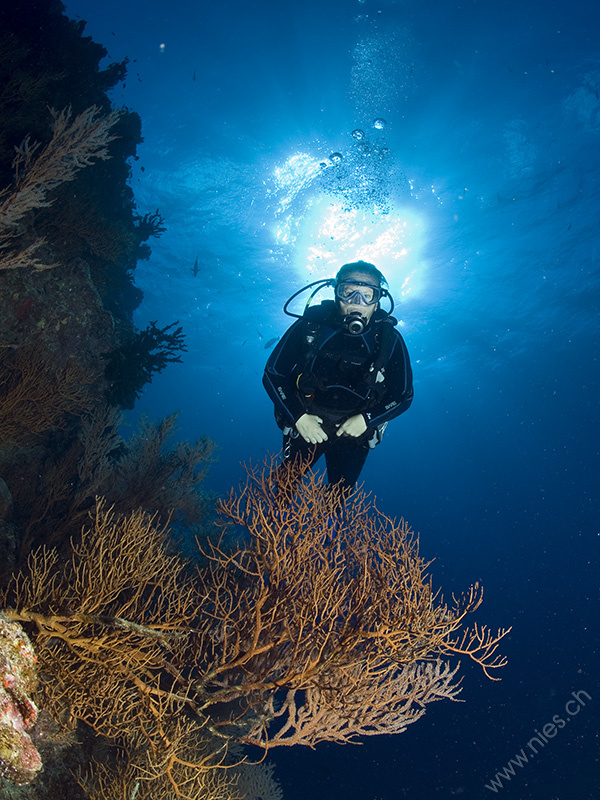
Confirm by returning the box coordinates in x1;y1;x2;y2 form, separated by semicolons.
10;406;215;570
2;500;234;795
3;503;204;772
0;105;122;271
0;344;96;447
0;457;509;790
233;760;283;800
79;748;241;800
103;321;187;409
98;412;215;523
134;209;167;241
194;457;510;747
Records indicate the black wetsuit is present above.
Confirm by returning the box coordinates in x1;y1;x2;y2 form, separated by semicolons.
263;301;413;485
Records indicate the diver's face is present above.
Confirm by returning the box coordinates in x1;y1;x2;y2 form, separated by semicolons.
337;272;379;323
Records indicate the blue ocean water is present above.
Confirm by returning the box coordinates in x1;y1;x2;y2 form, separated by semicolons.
63;0;600;797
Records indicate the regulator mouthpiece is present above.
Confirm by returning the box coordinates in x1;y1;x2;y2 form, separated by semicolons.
344;312;366;335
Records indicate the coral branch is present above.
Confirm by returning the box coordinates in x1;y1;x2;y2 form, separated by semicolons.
0;105;121;271
444;621;511;680
0;345;96;446
1;456;509;789
194;457;510;747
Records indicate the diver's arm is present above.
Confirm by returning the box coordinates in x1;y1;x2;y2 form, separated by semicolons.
262;320;307;425
363;330;414;428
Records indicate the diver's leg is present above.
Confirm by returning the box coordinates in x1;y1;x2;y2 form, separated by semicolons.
324;436;370;487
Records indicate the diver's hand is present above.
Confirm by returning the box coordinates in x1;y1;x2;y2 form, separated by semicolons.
336;414;367;438
296;413;328;444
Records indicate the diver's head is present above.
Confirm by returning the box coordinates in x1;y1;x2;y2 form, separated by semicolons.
334;260;386;335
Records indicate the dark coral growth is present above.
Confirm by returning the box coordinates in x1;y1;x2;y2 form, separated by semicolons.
0;2;224;797
0;3;140;290
0;344;97;448
4;408;214;569
0;0;195;560
0;0;168;353
104;321;187;409
0;0;210;580
134;209;167;247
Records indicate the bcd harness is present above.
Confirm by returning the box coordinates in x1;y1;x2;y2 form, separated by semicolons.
293;301;397;444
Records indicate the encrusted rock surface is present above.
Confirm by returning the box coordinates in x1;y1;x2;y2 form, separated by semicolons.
0;614;41;785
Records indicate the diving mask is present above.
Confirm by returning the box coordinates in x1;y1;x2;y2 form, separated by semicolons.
335;280;382;306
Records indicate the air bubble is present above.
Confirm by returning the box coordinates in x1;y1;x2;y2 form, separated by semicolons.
329;152;343;164
373;118;386;129
352;129;365;141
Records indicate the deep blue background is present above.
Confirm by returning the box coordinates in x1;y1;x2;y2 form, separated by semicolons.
63;0;600;797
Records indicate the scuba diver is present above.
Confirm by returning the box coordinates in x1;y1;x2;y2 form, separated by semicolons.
263;260;413;486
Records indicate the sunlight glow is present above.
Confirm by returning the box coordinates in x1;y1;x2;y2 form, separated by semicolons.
271;153;323;215
270;152;426;300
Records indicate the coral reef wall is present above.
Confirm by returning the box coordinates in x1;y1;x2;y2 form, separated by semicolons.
0;3;214;797
0;0;186;572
